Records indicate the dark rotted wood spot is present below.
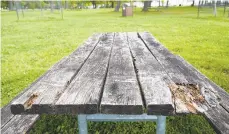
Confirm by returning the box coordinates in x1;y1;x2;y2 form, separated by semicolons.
24;93;38;109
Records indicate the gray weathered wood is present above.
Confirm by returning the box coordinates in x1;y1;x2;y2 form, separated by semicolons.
176;55;229;112
1;115;39;134
138;31;229;133
204;105;229;134
11;33;102;114
127;32;174;115
1;75;44;133
1;104;15;128
138;32;220;114
10;32;229;122
1;63;51;131
2;103;39;134
1;64;53;133
100;32;143;114
54;33;114;114
8;32;229;134
138;32;191;114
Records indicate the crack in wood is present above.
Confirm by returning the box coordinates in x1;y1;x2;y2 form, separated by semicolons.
126;33;146;109
53;34;104;105
98;33;115;112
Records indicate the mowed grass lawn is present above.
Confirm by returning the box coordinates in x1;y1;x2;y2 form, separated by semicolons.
1;7;229;133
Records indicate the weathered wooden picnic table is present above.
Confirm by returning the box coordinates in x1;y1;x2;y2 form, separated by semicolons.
8;32;229;134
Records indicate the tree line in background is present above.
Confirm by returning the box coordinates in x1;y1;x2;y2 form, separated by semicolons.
1;1;122;11
0;0;182;12
1;0;228;17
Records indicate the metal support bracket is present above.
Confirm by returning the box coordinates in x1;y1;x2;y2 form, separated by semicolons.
78;114;166;134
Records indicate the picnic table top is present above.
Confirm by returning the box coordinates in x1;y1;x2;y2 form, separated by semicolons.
10;32;229;117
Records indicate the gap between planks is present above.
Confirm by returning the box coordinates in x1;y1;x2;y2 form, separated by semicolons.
126;33;147;111
97;33;115;112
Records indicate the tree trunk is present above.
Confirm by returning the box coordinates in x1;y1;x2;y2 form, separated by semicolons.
148;1;152;7
15;1;19;20
197;1;200;18
106;1;109;8
50;1;54;13
213;0;217;17
159;0;161;7
40;1;43;16
142;1;150;11
192;0;194;6
114;1;121;12
57;1;61;9
9;0;13;10
21;2;24;17
92;1;96;9
223;1;227;15
111;1;114;8
65;1;69;9
60;1;63;19
166;0;169;8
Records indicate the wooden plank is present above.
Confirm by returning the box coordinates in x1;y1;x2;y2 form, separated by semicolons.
163;55;219;113
54;33;114;114
176;55;229;112
127;32;174;115
2;65;50;128
137;32;190;114
2;61;56;126
100;32;143;114
11;33;102;114
162;56;222;113
204;105;229;134
1;115;39;134
1;60;53;131
1;104;14;129
138;32;220;114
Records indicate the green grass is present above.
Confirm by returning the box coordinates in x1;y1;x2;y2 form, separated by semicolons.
1;7;229;133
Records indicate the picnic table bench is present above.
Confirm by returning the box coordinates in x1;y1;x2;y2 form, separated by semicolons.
2;32;229;134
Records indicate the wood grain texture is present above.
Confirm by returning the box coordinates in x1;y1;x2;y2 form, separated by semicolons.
9;31;229;127
11;33;102;114
2;58;54;126
1;115;39;134
127;32;174;115
1;103;39;134
55;33;114;114
1;63;50;133
176;55;229;112
100;32;143;115
139;31;229;133
138;32;220;114
204;105;229;134
1;104;15;129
